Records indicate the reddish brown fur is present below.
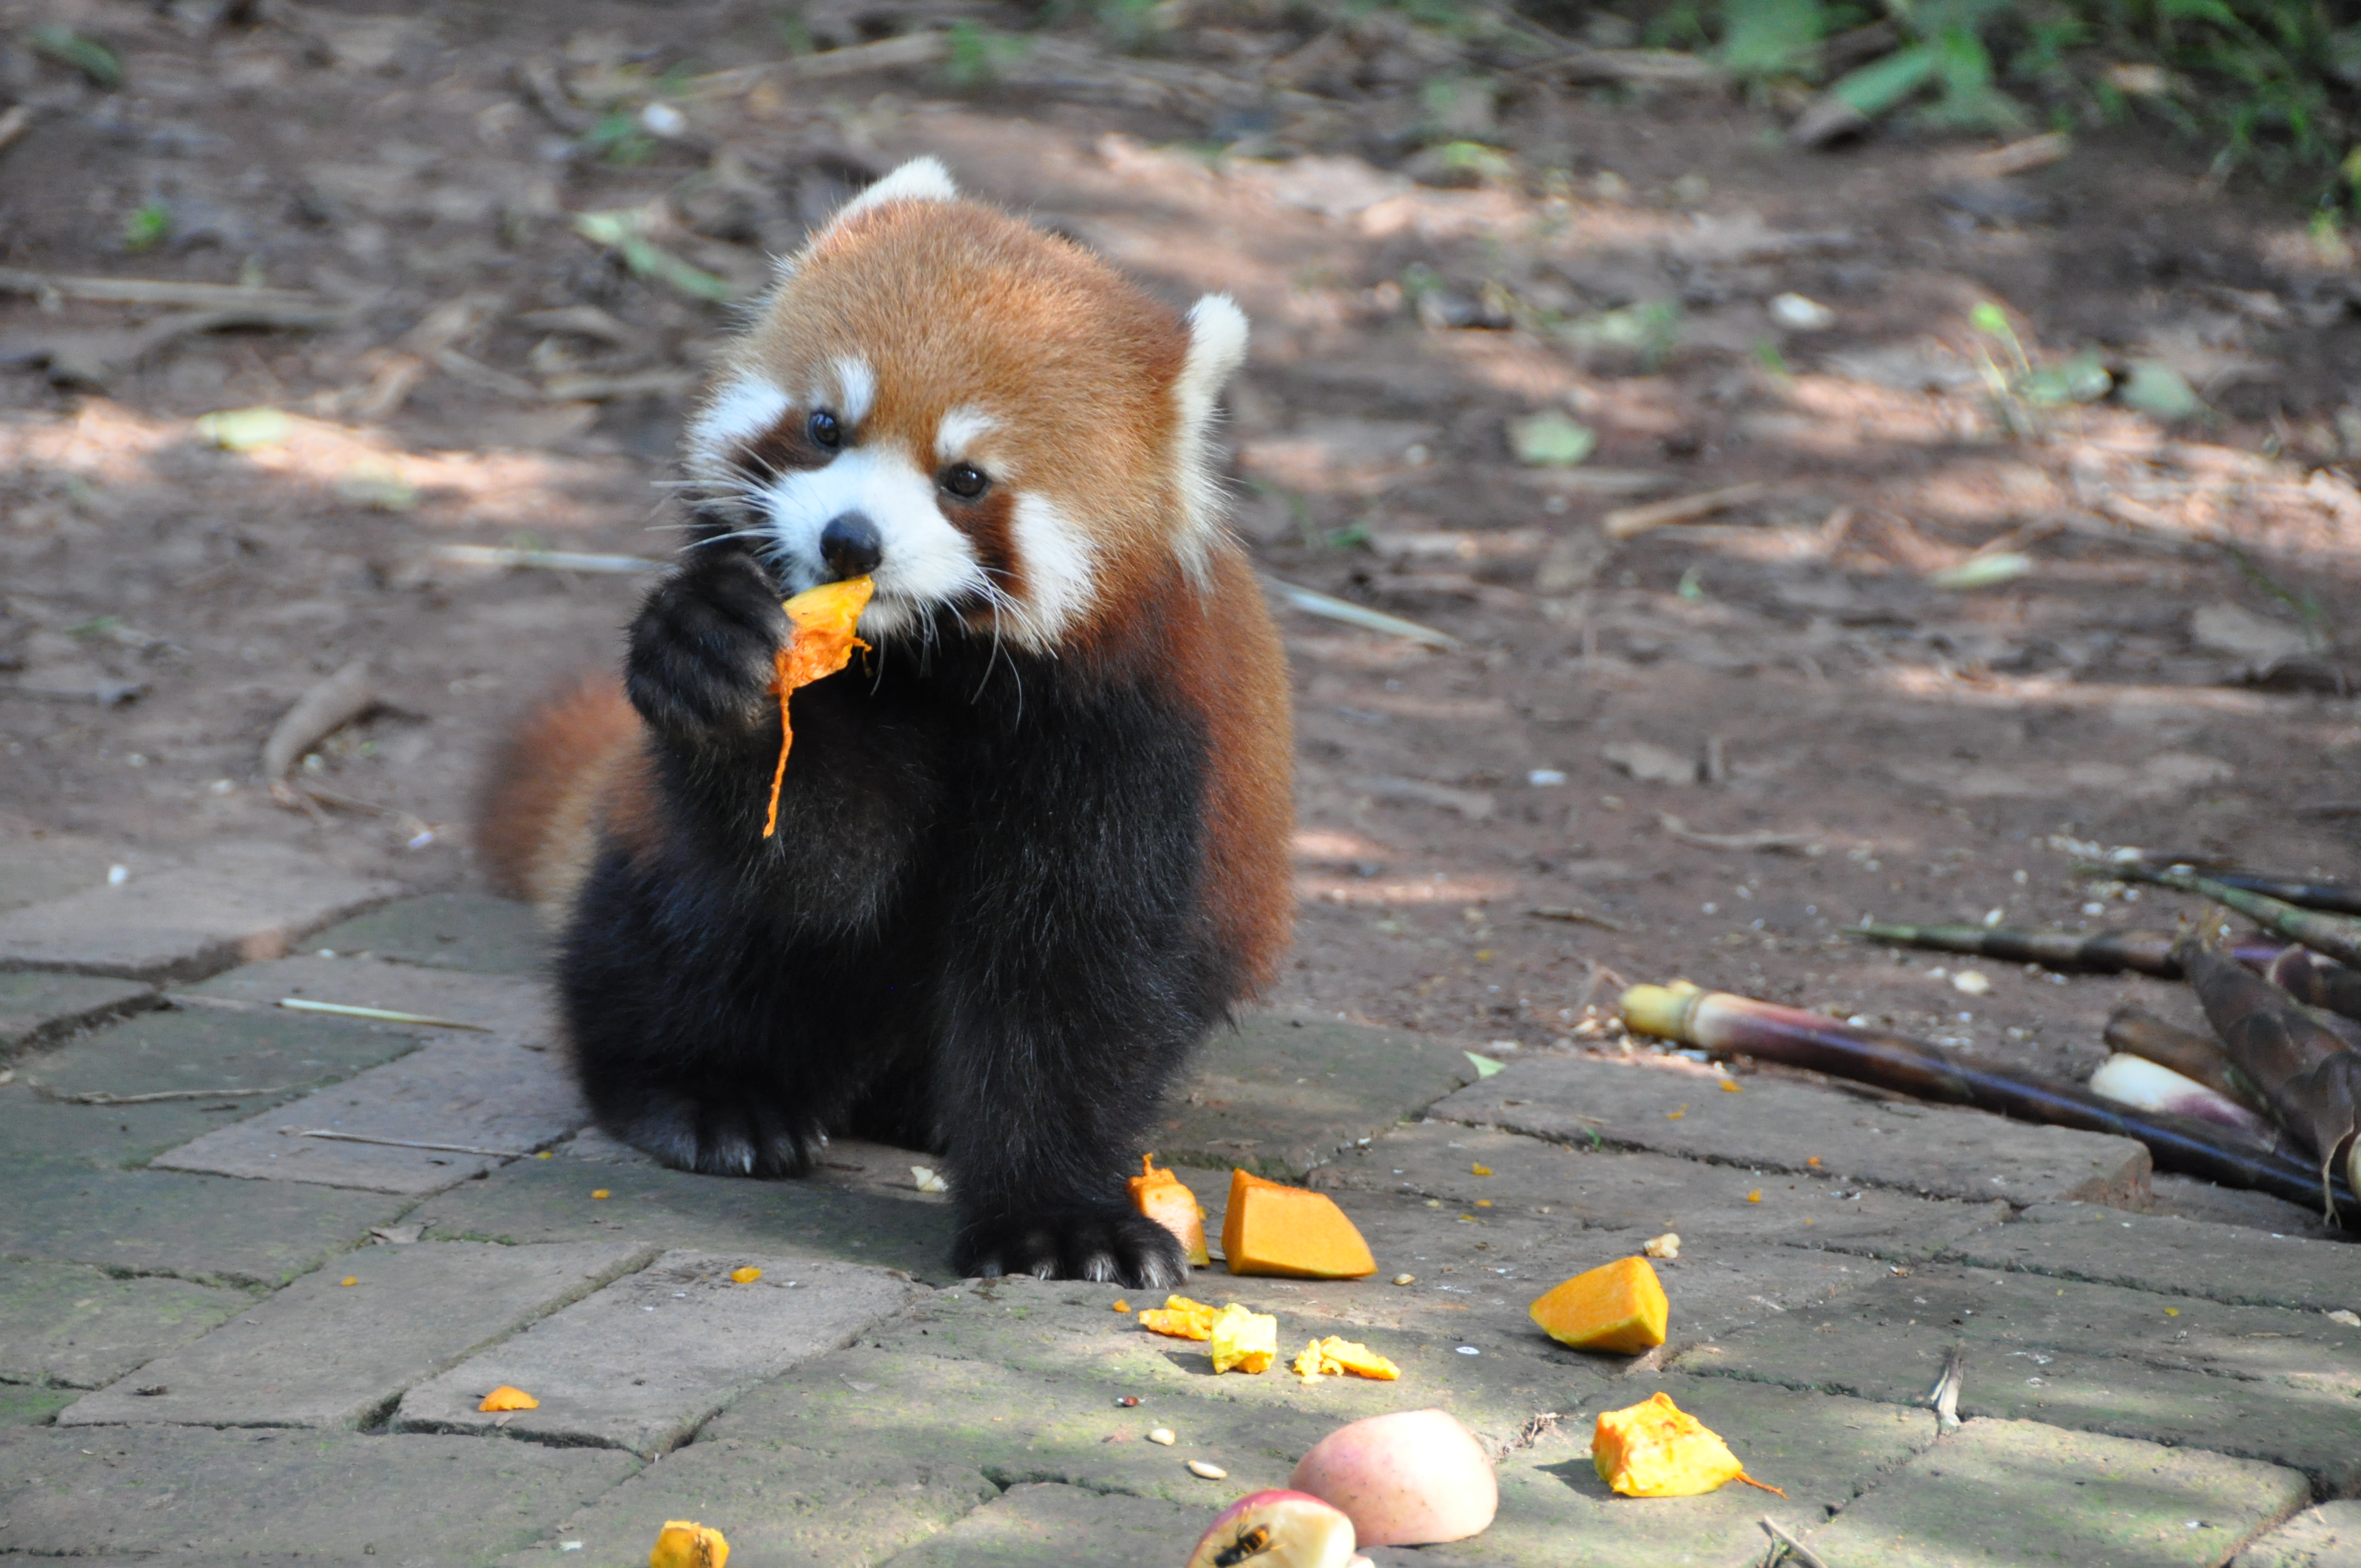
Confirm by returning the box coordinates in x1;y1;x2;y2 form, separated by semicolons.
473;676;644;910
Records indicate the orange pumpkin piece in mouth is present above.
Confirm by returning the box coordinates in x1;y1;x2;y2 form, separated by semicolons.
761;576;873;839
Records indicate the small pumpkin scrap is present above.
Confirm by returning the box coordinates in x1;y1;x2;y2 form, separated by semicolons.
649;1519;730;1568
477;1385;538;1413
1222;1169;1377;1280
1128;1155;1211;1266
760;576;873;840
1139;1293;1220;1341
1292;1336;1401;1384
1208;1302;1279;1374
1592;1391;1784;1499
1527;1256;1668;1355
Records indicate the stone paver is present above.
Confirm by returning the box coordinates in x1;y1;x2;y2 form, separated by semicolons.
0;1259;253;1390
17;998;427;1102
1437;1055;2152;1208
0;971;153;1057
397;1250;923;1455
875;1482;1204;1567
0;832;127;914
187;954;559;1043
0;1385;78;1427
308;891;554;976
1682;1262;2361;1494
2237;1502;2361;1568
1802;1417;2311;1567
0;841;401;981
0;1425;638;1562
1944;1202;2361;1315
415;1145;957;1282
1156;1009;1477;1179
1313;1120;2010;1262
151;1031;589;1193
0;1081;264;1168
59;1240;650;1429
1168;1160;1886;1351
0;1157;412;1285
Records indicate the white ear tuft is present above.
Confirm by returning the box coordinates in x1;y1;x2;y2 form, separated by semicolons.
831;156;959;228
1174;294;1249;429
1168;294;1251;588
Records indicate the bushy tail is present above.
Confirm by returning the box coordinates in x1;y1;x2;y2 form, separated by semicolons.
474;676;641;910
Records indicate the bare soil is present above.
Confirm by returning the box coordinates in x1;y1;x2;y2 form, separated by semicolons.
8;0;2361;1095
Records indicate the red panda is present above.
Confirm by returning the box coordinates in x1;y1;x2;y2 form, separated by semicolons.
476;157;1293;1287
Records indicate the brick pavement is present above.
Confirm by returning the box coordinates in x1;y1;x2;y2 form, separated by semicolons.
0;843;2355;1567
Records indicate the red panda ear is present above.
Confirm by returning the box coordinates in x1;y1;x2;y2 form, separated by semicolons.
1174;294;1249;437
1171;294;1250;578
776;157;960;280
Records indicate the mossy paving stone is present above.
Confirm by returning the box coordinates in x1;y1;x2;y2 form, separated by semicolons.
1154;1010;1478;1180
1674;1263;2361;1495
0;1385;78;1427
0;1426;639;1562
0;835;121;917
0;1081;266;1169
0;1259;253;1390
2234;1501;2361;1567
1799;1417;2310;1568
1437;1055;2151;1208
13;1002;430;1104
873;1482;1207;1568
0;971;154;1059
0;1156;412;1287
62;1240;651;1431
1941;1202;2361;1315
307;891;555;977
1313;1121;2011;1264
410;1150;955;1282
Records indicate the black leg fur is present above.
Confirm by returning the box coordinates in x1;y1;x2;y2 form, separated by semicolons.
568;600;1230;1288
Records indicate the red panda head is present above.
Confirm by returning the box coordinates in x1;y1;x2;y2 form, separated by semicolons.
684;156;1249;655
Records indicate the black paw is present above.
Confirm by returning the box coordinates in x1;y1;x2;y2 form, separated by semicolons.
955;1209;1190;1288
610;1091;814;1179
625;546;790;742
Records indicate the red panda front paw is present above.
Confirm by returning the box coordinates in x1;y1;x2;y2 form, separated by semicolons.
624;547;791;742
610;1092;815;1179
955;1209;1190;1289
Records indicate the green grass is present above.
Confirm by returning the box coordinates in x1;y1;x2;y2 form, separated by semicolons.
1690;1;2360;190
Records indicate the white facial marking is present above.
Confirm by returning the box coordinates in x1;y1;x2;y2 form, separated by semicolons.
830;156;958;229
934;405;999;462
687;374;790;472
833;356;877;426
1008;493;1098;647
760;445;984;643
1170;294;1250;584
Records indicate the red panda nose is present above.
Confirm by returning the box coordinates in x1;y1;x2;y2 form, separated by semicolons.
820;512;883;580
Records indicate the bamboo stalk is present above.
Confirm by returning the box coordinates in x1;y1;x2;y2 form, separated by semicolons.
1857;922;2279;977
2174;938;2361;1222
2109;864;2361;968
2265;948;2361;1026
2103;1006;2269;1113
2206;870;2361;917
1621;982;2356;1222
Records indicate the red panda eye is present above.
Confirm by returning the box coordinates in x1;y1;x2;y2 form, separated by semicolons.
808;410;841;449
940;464;987;500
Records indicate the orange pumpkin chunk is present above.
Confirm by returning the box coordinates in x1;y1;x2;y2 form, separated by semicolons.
1527;1256;1668;1355
1207;1302;1278;1374
1127;1155;1211;1267
649;1520;731;1568
1592;1391;1782;1498
1138;1294;1220;1340
477;1385;538;1413
1291;1335;1402;1383
760;577;873;839
1220;1168;1377;1279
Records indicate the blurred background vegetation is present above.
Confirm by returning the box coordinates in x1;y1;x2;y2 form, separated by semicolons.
1048;0;2360;209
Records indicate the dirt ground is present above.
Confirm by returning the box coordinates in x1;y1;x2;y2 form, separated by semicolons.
7;0;2361;1093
